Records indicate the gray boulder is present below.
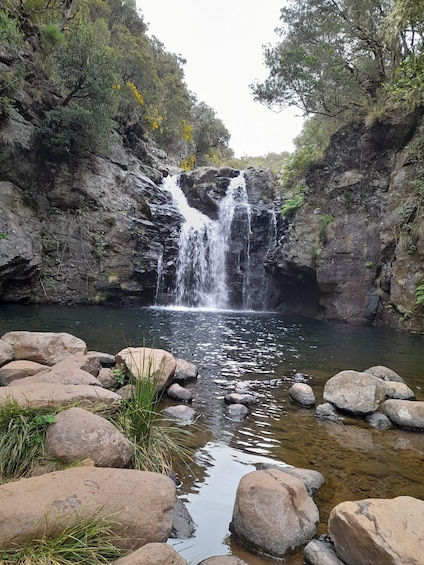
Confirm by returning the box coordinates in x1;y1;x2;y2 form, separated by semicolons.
161;404;197;424
315;402;345;423
0;467;176;550
289;382;316;408
384;381;415;400
365;365;405;383
173;358;198;382
1;331;87;365
227;403;249;420
383;399;424;430
365;412;392;430
323;370;386;415
304;539;345;565
224;392;256;406
328;496;424;565
229;468;319;558
167;383;193;402
44;407;133;467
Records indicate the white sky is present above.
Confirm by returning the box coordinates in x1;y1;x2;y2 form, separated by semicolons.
136;0;304;157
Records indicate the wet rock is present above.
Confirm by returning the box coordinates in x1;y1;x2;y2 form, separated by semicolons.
315;402;345;423
224;392;256;406
323;370;386;415
365;365;405;383
304;538;345;565
116;347;176;392
169;498;196;539
45;407;133;467
88;350;116;366
0;339;14;367
1;331;87;365
173;358;198;382
167;383;193;403
328;496;424;565
227;403;249;420
230;468;319;558
113;543;188;565
162;404;197;424
0;467;176;550
0;360;49;385
289;382;316;408
294;372;308;383
365;412;392;430
383;399;424;430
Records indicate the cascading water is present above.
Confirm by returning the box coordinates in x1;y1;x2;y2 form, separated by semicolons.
162;172;252;309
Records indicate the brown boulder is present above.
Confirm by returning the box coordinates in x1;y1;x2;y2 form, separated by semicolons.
44;407;133;467
116;347;176;392
0;339;14;367
328;496;424;565
0;359;49;385
8;367;101;387
1;331;87;365
0;467;176;550
323;370;386;415
0;383;121;410
230;468;319;558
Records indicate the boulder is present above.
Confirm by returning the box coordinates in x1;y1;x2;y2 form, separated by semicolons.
88;350;116;366
173;358;198;381
365;365;405;383
0;359;49;385
227;403;249;420
260;466;324;497
229;468;319;558
304;539;345;565
323;370;386;415
8;367;101;387
169;498;196;539
384;381;415;400
0;383;121;410
97;367;118;388
113;542;188;565
0;339;15;367
315;402;345;423
167;383;193;402
161;404;197;424
1;331;87;365
0;467;176;550
365;412;392;430
44;407;133;467
289;383;316;408
383;399;424;430
328;496;424;565
224;392;256;406
116;347;176;392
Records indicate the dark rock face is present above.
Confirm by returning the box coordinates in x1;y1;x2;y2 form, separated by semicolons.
268;111;424;330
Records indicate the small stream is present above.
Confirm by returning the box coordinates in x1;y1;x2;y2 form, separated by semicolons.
0;304;423;564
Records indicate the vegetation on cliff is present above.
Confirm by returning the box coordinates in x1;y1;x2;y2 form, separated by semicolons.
0;0;233;167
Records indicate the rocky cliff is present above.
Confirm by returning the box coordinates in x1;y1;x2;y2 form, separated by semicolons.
270;111;424;332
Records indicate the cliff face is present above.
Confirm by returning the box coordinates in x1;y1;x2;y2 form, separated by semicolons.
270;112;424;332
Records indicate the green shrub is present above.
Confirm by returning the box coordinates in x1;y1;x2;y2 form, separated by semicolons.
319;214;334;244
416;280;424;306
38;105;97;157
281;193;303;217
41;23;64;54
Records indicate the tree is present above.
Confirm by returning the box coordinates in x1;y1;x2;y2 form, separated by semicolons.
252;0;401;117
190;101;232;166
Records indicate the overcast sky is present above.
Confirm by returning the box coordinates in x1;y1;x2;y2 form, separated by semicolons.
136;0;304;157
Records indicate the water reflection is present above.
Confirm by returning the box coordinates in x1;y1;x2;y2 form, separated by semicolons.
0;304;423;564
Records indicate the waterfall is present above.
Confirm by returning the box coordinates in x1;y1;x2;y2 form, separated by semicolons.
162;172;252;309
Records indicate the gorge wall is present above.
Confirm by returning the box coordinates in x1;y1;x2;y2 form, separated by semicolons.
1;84;423;331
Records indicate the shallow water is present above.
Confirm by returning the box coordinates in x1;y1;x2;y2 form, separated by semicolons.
1;304;423;564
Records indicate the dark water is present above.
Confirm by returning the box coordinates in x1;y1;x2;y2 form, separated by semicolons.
1;304;423;564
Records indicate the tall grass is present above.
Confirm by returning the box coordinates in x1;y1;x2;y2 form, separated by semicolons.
0;515;125;564
0;400;56;479
114;350;193;474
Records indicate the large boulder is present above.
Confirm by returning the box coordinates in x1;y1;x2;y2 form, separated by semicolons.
0;467;176;550
229;468;319;558
1;331;87;365
383;399;424;430
113;542;188;565
44;407;133;467
0;383;121;410
116;347;176;392
323;370;386;415
0;359;49;385
8;367;101;387
328;496;424;565
0;339;14;367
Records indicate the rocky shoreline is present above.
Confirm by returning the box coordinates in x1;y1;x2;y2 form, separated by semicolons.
0;331;423;564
